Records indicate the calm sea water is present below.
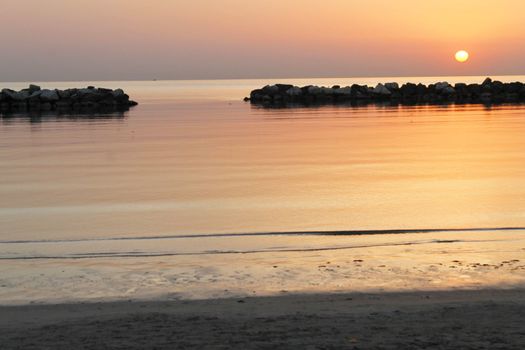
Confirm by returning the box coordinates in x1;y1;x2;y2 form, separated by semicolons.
1;76;525;303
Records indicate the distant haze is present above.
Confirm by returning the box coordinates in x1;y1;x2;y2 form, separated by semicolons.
1;0;525;82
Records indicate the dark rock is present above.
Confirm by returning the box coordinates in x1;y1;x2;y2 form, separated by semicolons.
299;86;311;95
308;86;321;95
416;84;428;95
334;86;352;97
2;89;29;101
28;84;41;94
455;84;469;99
275;84;294;93
59;89;77;99
286;87;302;97
28;91;42;107
481;78;494;93
55;100;72;109
441;86;456;96
11;101;28;110
40;102;53;111
100;99;119;107
400;83;418;97
250;89;264;101
115;93;130;103
247;78;525;107
319;87;335;95
77;88;112;102
351;84;370;99
262;85;279;95
492;81;504;94
0;85;138;113
111;89;126;98
480;92;492;100
385;82;399;91
482;77;493;85
467;84;482;96
435;82;450;92
520;86;525;98
40;89;59;102
80;101;99;108
454;83;468;91
505;82;523;94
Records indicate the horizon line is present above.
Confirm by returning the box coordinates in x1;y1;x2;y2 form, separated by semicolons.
2;73;525;85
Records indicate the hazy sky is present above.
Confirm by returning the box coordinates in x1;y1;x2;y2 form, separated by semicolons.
1;0;525;81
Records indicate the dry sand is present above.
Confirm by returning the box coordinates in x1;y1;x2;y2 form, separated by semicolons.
1;289;525;349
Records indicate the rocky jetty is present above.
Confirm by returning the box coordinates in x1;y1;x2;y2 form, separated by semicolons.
246;78;525;107
0;85;138;113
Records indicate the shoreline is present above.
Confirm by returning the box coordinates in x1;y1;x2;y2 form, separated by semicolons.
2;288;525;349
2;228;525;306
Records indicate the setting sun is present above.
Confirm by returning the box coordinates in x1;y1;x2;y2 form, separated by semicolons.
455;50;470;63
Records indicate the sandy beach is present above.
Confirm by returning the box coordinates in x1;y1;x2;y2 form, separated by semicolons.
4;0;525;349
1;289;524;349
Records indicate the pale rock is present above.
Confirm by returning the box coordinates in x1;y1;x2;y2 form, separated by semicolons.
373;84;391;95
334;87;352;95
435;82;450;91
441;86;456;95
286;87;302;96
385;82;399;90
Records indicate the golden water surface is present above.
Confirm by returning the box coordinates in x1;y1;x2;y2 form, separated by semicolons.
1;76;525;303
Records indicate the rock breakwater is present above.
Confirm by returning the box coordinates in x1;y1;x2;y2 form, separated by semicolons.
0;85;138;113
246;78;525;107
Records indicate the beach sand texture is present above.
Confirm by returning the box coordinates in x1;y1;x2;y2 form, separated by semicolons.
1;289;525;349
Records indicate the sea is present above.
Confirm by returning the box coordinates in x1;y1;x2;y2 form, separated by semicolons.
1;76;525;304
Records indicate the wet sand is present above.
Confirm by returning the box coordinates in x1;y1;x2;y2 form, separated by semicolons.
2;229;525;304
1;289;525;349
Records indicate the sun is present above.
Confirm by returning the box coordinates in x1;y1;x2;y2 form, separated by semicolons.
455;50;469;63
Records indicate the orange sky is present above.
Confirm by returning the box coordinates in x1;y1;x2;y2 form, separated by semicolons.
1;0;524;81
